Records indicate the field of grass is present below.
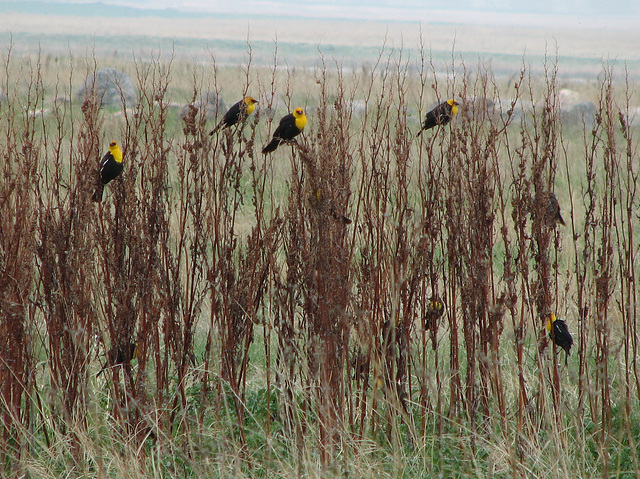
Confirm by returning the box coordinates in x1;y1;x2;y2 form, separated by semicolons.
1;36;640;478
2;6;640;76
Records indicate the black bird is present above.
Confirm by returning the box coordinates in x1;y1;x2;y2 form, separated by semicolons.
417;99;459;135
209;96;258;135
92;141;124;202
97;342;138;376
262;107;307;154
545;313;573;365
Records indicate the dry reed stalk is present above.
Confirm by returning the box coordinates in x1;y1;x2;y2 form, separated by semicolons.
1;40;639;477
0;43;38;470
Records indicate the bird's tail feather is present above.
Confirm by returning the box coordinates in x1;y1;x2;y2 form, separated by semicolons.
92;184;104;203
262;138;280;154
209;121;223;136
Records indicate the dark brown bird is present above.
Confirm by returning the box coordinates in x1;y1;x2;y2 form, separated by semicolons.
97;342;138;376
209;96;258;135
92;141;124;202
532;191;566;226
423;296;445;330
417;99;459;136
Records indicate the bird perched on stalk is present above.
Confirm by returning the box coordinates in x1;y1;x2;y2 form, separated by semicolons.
209;96;258;135
544;313;573;365
532;191;566;227
97;341;138;376
91;141;123;202
262;107;307;154
423;296;445;330
417;99;459;135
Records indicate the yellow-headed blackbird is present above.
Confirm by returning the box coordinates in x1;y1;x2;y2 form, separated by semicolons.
97;341;138;376
545;313;573;364
424;296;445;330
532;191;566;226
91;141;123;202
417;99;459;135
262;107;307;154
209;96;258;135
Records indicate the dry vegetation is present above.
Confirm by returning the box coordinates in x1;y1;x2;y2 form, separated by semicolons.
0;39;639;478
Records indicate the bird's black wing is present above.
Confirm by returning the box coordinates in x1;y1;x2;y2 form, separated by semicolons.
553;320;573;353
99;150;113;169
99;153;123;185
272;113;300;141
421;109;439;131
420;102;451;132
222;100;243;127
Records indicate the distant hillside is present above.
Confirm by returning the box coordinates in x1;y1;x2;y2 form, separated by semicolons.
3;0;639;21
0;0;639;77
311;0;640;16
0;1;207;19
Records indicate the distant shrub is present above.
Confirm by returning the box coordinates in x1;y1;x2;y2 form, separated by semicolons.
78;67;137;107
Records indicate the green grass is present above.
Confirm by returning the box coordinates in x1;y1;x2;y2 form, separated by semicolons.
1;41;640;478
